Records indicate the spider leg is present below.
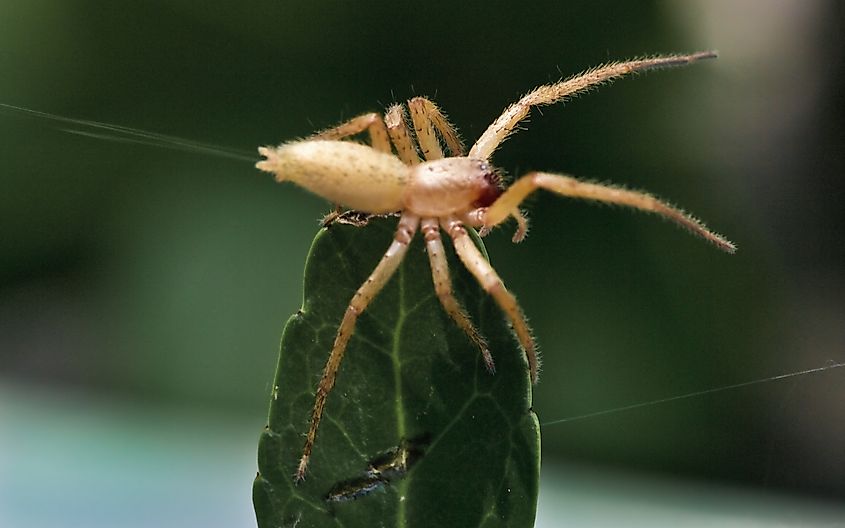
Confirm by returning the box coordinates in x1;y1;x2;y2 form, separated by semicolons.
408;98;445;160
385;104;422;165
408;97;465;158
296;213;420;482
310;112;394;223
469;51;717;159
479;171;736;253
421;218;494;372
442;217;539;383
311;112;392;153
462;208;530;244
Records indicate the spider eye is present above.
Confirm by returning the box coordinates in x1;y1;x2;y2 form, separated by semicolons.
484;168;502;187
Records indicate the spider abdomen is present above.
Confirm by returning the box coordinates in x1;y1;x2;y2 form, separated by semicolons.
258;140;408;213
403;157;499;217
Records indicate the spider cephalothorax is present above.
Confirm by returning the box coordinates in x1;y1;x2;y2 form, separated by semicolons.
257;51;735;481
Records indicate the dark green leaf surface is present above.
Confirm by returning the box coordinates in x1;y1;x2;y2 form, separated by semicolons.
254;216;539;528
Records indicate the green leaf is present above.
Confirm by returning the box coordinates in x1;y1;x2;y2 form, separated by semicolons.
254;216;540;528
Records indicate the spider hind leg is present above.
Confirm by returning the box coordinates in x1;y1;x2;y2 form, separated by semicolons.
310;112;392;153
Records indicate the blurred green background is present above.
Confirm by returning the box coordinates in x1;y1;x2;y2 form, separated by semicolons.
1;1;843;526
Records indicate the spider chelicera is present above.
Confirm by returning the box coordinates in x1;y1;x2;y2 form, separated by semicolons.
256;50;736;481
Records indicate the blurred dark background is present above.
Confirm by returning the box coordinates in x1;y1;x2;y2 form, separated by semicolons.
1;1;843;526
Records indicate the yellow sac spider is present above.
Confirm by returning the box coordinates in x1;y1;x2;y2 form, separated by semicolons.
256;50;736;481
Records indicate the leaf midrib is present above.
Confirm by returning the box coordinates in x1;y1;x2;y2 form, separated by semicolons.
391;262;408;528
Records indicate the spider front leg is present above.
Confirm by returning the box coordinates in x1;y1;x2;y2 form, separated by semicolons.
469;51;717;159
442;217;539;383
420;218;494;372
465;208;530;243
296;213;420;482
479;171;736;252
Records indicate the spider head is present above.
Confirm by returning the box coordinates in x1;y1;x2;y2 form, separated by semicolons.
472;162;504;208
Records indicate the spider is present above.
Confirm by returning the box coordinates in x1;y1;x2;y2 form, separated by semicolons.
256;51;736;481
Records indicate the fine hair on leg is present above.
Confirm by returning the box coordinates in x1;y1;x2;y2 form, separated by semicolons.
408;98;445;160
296;213;421;481
469;51;717;159
311;112;392;153
385;104;422;165
481;171;736;253
408;97;465;157
420;218;494;372
441;217;539;383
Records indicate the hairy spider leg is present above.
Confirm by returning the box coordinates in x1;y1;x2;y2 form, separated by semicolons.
469;51;718;159
385;105;422;165
408;98;445;160
309;112;395;225
442;217;539;383
473;209;530;244
461;198;530;244
311;112;392;153
296;213;421;481
420;218;494;372
407;97;465;158
479;172;736;253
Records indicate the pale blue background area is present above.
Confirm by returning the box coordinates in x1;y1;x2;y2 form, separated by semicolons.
3;383;843;528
